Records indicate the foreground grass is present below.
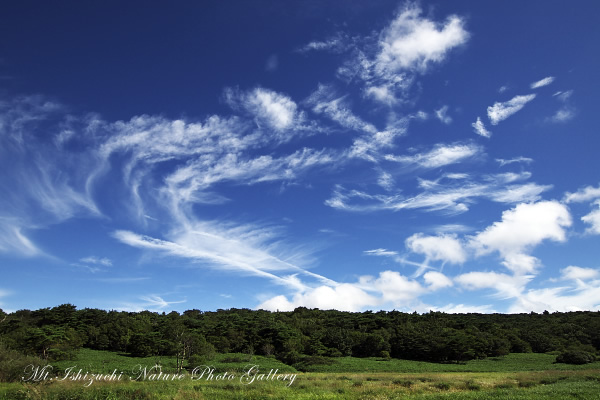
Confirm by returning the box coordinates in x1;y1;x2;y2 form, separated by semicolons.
1;370;600;399
2;350;600;399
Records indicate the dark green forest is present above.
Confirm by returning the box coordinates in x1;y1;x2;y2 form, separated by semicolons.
1;305;599;378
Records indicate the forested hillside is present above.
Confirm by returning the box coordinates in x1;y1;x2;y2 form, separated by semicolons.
1;306;599;369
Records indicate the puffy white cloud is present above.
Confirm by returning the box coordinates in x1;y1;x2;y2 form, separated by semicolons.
334;4;468;106
257;270;440;312
375;4;469;73
361;270;425;303
423;271;453;290
364;84;401;106
405;233;466;264
472;117;491;138
471;201;571;258
582;200;600;234
487;94;536;125
256;284;379;312
224;87;302;133
530;76;555;89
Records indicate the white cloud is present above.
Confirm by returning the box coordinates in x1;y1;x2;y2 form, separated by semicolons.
377;170;395;190
361;270;425;304
437;303;496;314
257;268;455;312
582;200;600;235
561;265;599;281
375;4;469;73
548;107;575;123
364;248;399;257
509;285;600;313
80;256;112;266
435;105;452;124
496;157;533;167
297;33;352;54
405;233;466;264
564;184;600;203
257;284;379;312
305;84;378;134
0;95;100;256
472;117;491;138
117;295;186;312
224;87;302;133
385;143;481;168
456;271;533;299
327;171;549;215
0;219;42;257
553;90;573;102
530;76;555;89
364;84;401;106
113;216;335;293
423;271;453;290
487;94;536;125
470;201;571;274
333;4;468;106
487;182;551;204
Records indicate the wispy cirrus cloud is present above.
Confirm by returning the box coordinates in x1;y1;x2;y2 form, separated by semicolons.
115;294;186;312
530;76;555;89
326;171;550;214
509;265;600;312
0;95;100;256
496;157;533;167
384;142;481;168
296;32;354;54
581;201;600;235
487;94;536;125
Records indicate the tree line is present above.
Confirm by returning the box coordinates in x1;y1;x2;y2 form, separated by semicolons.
1;306;599;370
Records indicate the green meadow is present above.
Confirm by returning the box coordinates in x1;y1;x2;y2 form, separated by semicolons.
1;349;599;399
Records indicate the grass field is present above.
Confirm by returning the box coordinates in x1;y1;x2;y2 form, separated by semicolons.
1;350;599;399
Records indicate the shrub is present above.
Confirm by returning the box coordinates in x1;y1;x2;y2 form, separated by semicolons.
555;350;596;365
0;344;47;382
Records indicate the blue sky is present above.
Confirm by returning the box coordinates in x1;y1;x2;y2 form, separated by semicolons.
1;1;599;314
